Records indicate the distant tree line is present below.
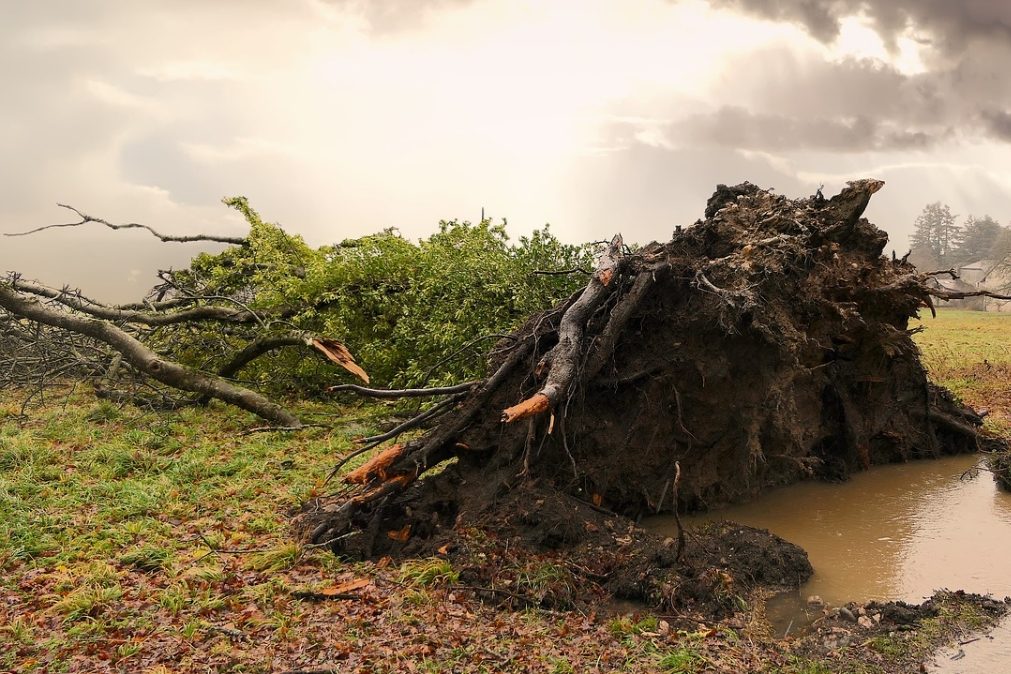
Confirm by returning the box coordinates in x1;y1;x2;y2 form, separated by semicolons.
908;202;1011;275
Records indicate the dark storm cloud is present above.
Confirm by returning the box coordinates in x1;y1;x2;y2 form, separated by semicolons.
689;33;1011;149
700;1;1011;146
707;0;1011;53
981;109;1011;142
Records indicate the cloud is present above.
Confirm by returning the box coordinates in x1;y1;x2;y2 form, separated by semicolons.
706;0;1011;54
981;109;1011;142
137;61;241;82
2;0;1010;302
670;106;939;152
693;40;1011;147
319;0;476;32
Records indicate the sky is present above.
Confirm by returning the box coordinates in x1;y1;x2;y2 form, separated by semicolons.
2;0;1011;301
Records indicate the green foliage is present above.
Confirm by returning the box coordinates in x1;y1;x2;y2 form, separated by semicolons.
951;214;1005;266
159;199;594;390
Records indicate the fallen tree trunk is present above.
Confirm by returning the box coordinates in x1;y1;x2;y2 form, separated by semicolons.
298;181;1008;608
0;284;303;427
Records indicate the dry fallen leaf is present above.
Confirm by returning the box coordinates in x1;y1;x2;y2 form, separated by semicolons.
387;525;411;542
321;578;370;595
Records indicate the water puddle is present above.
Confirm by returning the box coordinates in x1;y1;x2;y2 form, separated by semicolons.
645;454;1011;668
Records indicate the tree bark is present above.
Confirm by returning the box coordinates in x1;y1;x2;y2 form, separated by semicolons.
501;234;625;423
12;279;264;325
0;284;300;427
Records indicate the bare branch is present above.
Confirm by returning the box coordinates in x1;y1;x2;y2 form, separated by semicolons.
532;267;591;276
359;394;463;445
323;395;463;486
5;204;247;245
0;283;300;426
501;235;624;423
327;382;478;399
11;278;264;326
928;288;1011;302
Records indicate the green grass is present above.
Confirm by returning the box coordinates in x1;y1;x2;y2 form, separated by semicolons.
913;309;1011;436
659;647;704;674
1;310;1008;671
0;389;385;670
399;558;459;587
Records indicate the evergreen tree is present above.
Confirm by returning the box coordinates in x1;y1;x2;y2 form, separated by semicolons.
910;203;959;266
951;214;1003;266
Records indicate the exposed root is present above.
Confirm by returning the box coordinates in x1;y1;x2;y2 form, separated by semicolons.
295;180;1009;610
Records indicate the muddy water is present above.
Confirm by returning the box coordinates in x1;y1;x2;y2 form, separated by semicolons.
646;455;1011;669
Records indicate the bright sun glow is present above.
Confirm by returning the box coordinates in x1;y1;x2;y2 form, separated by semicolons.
827;16;927;75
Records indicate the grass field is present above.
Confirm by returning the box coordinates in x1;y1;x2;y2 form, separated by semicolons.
2;395;737;672
1;309;1009;672
912;308;1011;435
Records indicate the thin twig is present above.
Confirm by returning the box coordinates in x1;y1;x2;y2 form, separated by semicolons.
532;267;591;276
322;394;463;485
6;203;247;245
327;382;477;399
673;461;685;562
359;394;463;444
240;423;326;436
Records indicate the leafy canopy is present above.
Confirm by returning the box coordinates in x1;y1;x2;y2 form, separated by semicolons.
161;198;595;390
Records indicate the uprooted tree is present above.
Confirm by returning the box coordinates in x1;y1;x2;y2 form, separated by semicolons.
3;181;1011;607
294;181;1010;604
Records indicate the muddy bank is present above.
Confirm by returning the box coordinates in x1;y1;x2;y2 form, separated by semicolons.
786;591;1010;673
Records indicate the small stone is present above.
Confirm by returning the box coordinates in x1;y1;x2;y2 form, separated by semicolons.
807;595;825;607
658;620;670;634
838;607;857;623
858;616;875;629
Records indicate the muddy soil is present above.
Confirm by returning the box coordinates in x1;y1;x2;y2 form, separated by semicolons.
789;591;1010;672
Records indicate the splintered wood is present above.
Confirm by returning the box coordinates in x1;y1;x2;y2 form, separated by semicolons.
310;336;370;383
344;444;406;484
501;393;550;423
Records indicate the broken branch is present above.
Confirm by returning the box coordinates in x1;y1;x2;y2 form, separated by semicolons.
501;234;625;423
6;203;247;245
0;283;301;427
328;382;478;399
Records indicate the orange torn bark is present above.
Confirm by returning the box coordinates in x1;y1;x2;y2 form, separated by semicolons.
501;393;550;423
344;444;405;484
348;474;416;506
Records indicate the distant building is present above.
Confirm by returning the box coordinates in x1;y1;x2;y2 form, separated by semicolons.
934;259;1011;312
